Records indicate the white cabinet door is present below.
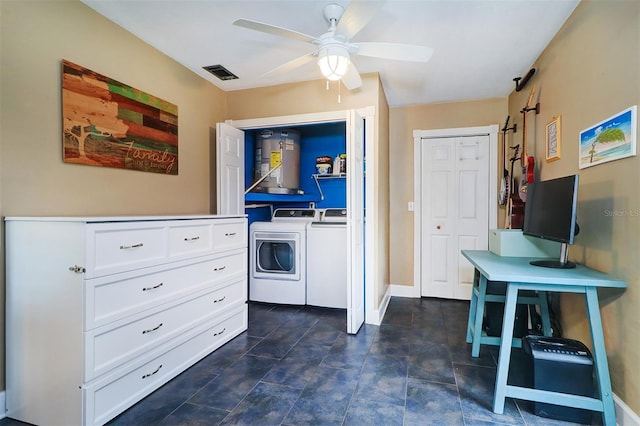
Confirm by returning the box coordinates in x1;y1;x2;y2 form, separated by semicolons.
216;122;244;216
346;109;365;334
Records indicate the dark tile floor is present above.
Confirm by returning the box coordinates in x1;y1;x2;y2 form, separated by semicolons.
1;297;595;425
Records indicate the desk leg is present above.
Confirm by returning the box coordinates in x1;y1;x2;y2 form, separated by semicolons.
585;287;616;426
493;283;518;415
466;270;479;344
537;291;552;336
471;274;488;357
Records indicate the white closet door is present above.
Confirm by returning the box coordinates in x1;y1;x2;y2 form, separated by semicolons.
420;135;489;300
216;123;244;216
346;109;365;334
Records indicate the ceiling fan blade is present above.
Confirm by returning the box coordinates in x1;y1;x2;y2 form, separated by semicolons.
337;0;384;40
233;19;316;44
260;52;317;79
353;42;434;63
341;62;362;90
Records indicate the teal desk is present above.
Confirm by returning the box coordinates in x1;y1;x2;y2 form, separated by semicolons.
461;250;626;426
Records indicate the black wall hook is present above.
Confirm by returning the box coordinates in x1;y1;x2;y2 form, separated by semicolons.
501;116;517;134
521;103;541;115
513;68;536;92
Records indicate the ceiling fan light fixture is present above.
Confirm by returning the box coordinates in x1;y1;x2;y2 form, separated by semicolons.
317;44;350;81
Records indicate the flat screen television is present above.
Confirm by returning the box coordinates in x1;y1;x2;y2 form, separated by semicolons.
523;174;580;268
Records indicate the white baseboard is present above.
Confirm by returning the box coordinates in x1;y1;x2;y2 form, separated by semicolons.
364;284;419;325
366;286;392;325
0;390;5;419
615;393;640;426
389;283;420;298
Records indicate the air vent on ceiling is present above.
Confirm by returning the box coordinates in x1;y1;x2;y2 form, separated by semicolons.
203;64;238;81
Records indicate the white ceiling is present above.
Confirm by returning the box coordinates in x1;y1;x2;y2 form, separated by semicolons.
81;0;580;108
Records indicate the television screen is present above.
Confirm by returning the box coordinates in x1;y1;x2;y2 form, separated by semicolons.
523;174;579;245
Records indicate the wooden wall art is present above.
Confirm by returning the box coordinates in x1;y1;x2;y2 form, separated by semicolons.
62;59;178;174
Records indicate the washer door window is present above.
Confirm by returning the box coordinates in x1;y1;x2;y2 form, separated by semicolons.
253;232;300;281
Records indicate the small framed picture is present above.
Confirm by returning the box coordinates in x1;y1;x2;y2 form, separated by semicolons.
546;115;561;162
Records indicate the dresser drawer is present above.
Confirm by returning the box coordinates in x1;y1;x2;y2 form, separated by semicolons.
209;249;247;283
85;306;247;426
212;219;247;251
206;277;247;313
86;253;244;330
87;223;167;278
86;279;246;380
168;222;213;259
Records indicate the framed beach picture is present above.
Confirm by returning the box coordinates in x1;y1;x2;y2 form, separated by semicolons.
579;106;637;169
545;115;561;162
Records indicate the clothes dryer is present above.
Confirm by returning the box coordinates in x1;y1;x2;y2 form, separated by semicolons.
249;208;318;304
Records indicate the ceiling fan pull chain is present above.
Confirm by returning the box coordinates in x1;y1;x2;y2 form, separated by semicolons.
326;80;330;91
338;80;342;104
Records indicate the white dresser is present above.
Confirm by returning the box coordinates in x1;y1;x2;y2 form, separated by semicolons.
5;215;248;426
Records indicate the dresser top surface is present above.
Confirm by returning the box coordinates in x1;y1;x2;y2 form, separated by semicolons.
5;214;246;223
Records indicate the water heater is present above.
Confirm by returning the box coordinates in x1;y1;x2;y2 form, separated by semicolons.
253;129;302;194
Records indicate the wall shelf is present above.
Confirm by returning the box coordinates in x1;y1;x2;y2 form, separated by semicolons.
312;173;347;179
312;173;347;200
245;192;320;203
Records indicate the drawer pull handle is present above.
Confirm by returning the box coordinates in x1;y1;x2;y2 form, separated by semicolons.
120;243;144;250
225;232;236;237
142;323;163;334
213;327;226;337
213;296;226;303
142;364;163;379
68;265;86;274
142;282;164;292
184;236;200;241
214;266;226;272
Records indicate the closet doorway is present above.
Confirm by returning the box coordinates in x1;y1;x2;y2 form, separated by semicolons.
217;108;373;334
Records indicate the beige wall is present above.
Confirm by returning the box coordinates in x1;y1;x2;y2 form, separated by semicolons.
227;74;379;120
0;0;227;389
376;79;391;304
1;1;226;218
509;0;639;413
388;98;508;286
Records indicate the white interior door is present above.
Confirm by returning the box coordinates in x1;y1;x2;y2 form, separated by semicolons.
216;122;244;216
346;109;365;334
420;135;489;300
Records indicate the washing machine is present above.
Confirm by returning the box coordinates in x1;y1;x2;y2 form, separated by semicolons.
306;208;348;309
249;208;319;304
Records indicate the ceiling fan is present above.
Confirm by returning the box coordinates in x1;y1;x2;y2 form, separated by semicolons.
233;1;434;90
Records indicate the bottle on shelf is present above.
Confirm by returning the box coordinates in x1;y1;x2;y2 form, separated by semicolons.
333;155;341;176
339;153;346;174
